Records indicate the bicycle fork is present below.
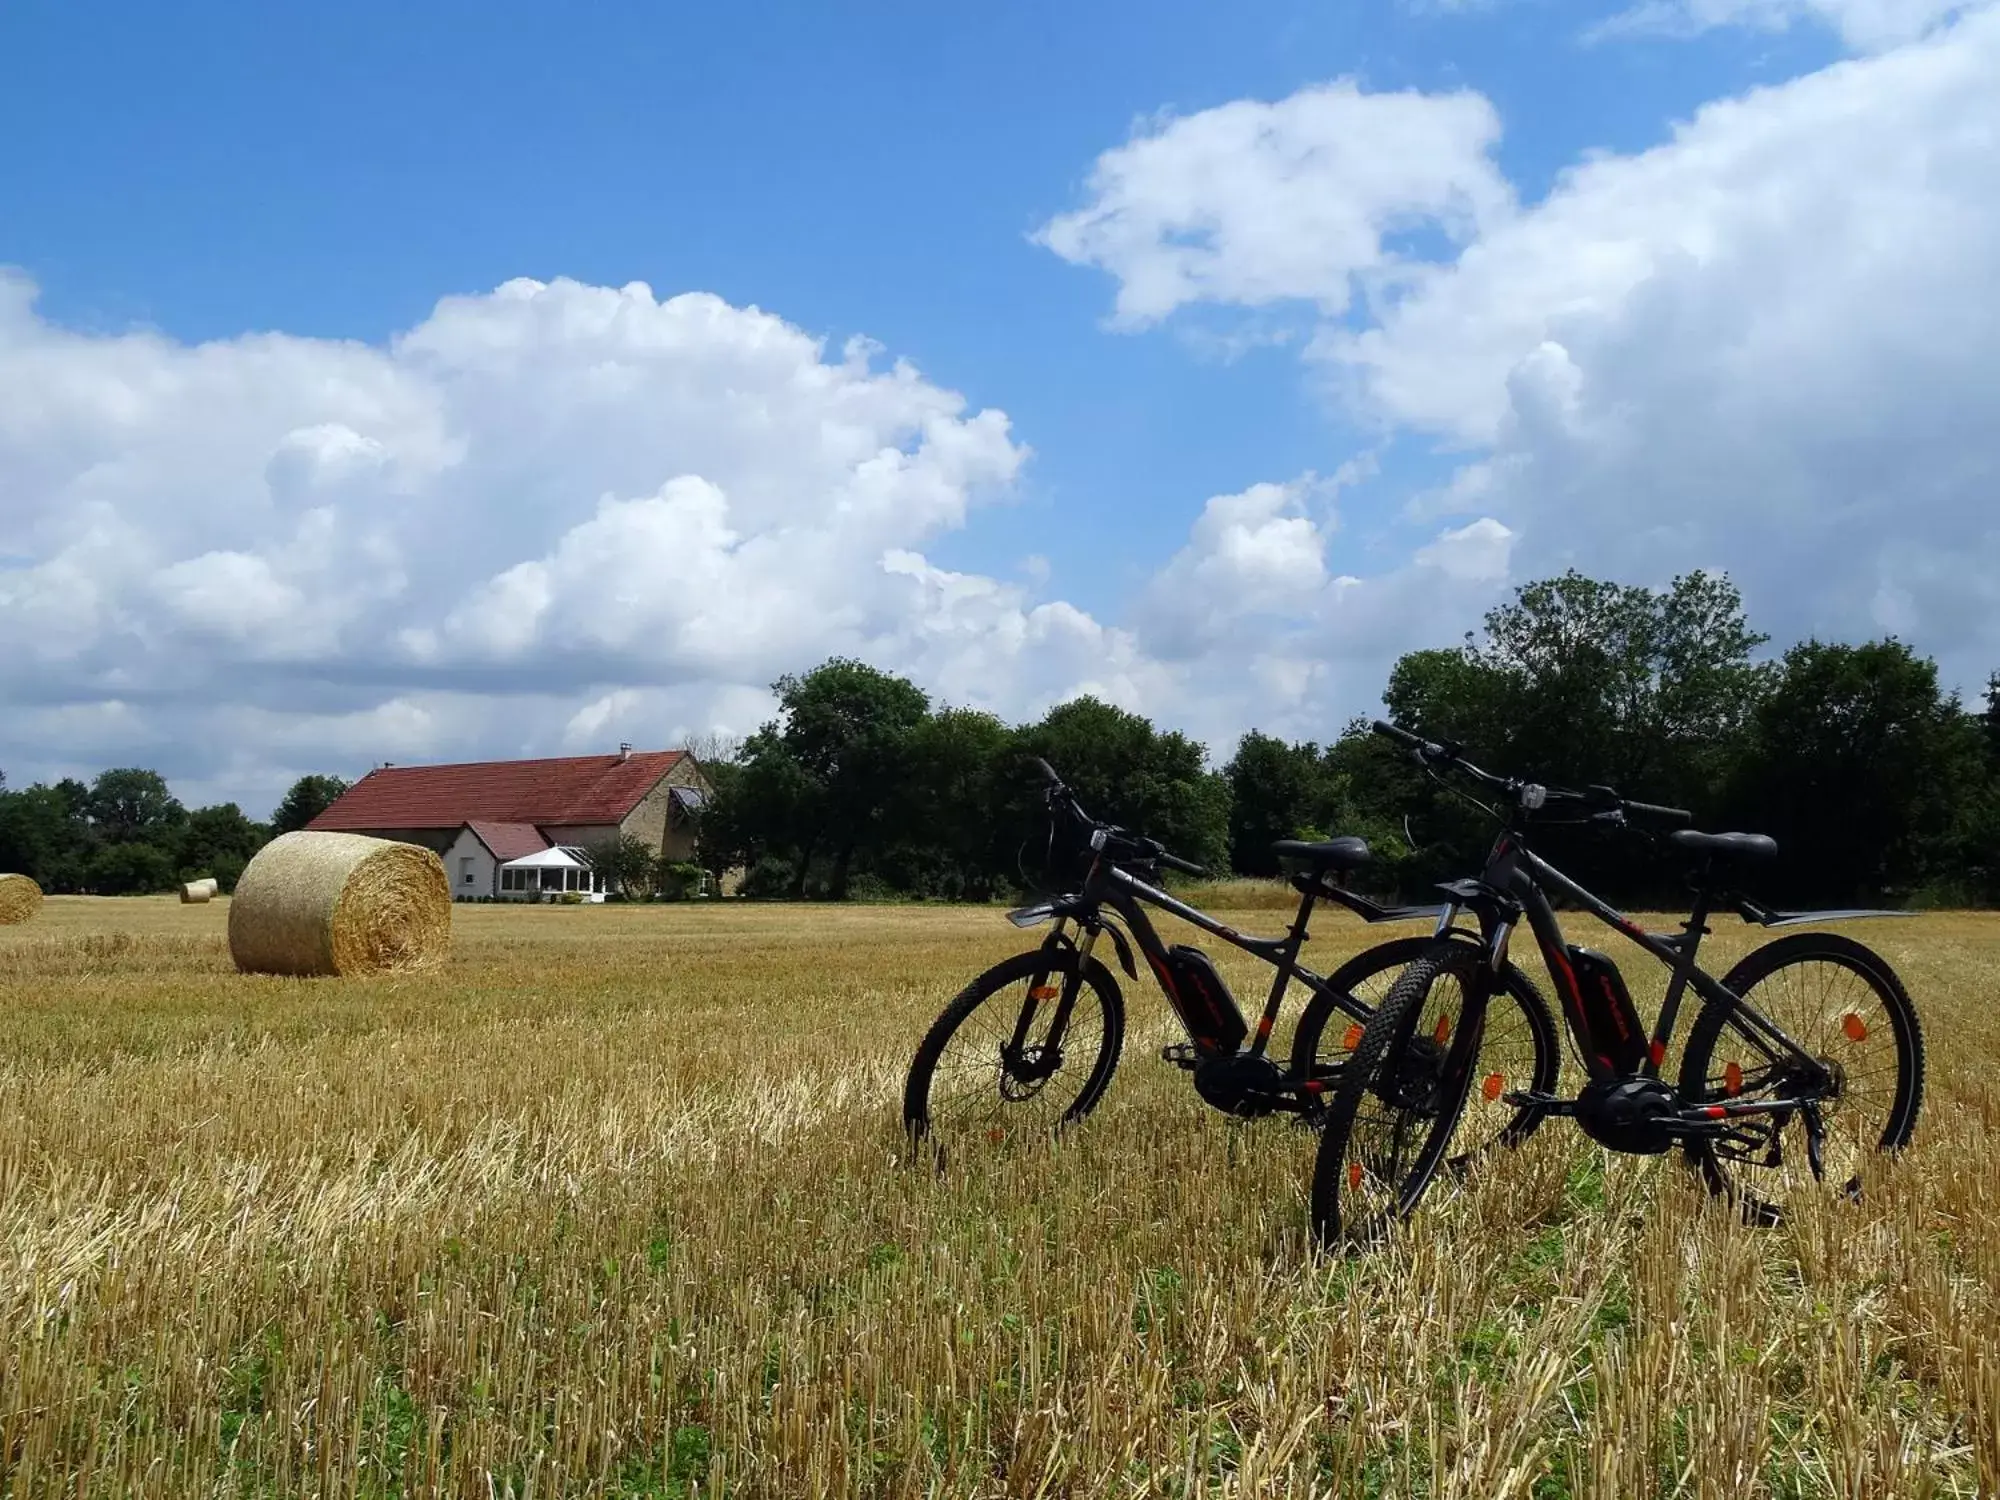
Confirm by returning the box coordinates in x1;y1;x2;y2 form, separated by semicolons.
1005;921;1097;1074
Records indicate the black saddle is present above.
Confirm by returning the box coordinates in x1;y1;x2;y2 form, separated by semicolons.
1272;836;1370;871
1669;829;1778;862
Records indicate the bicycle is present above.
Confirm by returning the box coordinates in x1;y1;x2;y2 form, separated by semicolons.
902;758;1562;1167
1313;721;1925;1247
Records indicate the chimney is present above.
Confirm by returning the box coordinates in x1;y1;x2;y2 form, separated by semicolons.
618;742;633;761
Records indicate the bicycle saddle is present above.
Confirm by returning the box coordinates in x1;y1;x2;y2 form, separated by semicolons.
1271;836;1370;870
1669;829;1778;861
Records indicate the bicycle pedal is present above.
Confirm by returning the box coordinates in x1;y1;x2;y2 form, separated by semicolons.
1161;1043;1200;1070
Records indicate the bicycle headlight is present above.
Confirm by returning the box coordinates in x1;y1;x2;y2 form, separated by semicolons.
1519;784;1547;811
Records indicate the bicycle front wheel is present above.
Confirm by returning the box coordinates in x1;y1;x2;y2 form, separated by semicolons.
1310;949;1487;1249
903;946;1125;1157
1679;932;1924;1220
1292;936;1559;1158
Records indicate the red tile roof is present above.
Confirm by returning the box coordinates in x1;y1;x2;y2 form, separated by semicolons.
465;821;550;862
308;751;687;833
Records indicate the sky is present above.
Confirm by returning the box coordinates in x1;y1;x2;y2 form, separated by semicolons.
2;0;1996;819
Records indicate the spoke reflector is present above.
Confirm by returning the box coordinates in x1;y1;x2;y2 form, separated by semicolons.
1482;1072;1504;1102
1342;1023;1364;1050
1724;1061;1743;1096
1434;1013;1452;1045
1843;1013;1869;1042
1029;986;1059;1001
1348;1162;1363;1191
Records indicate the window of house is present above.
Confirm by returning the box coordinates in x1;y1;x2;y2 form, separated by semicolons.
460;857;474;886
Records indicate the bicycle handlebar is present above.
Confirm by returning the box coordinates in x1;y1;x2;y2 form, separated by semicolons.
1369;721;1690;826
1026;755;1208;877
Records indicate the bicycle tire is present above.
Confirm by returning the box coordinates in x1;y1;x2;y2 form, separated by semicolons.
1679;931;1924;1219
903;946;1125;1156
1310;948;1486;1248
1292;935;1560;1154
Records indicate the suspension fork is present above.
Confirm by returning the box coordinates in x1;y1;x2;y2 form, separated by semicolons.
1007;918;1100;1056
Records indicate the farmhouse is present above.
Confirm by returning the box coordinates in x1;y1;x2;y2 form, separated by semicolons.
307;746;710;901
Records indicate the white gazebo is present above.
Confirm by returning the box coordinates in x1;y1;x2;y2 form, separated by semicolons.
497;846;608;902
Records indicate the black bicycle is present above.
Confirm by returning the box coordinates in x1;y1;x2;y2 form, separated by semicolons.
1313;721;1925;1247
902;759;1561;1164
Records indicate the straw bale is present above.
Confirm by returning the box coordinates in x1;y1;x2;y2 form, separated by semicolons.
0;873;43;925
228;832;450;977
180;881;213;904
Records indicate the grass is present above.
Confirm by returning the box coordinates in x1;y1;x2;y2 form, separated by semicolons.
1;895;1996;1497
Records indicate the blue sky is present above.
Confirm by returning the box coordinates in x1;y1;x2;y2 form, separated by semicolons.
2;0;1994;813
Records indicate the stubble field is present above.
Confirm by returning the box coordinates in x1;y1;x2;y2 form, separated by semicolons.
1;895;1996;1498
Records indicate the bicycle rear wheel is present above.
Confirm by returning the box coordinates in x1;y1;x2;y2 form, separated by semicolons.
903;946;1125;1160
1679;932;1923;1221
1310;949;1487;1248
1292;936;1558;1157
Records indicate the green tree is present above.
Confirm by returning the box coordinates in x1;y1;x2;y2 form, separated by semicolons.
0;781;94;891
1014;697;1230;875
880;706;1014;899
1223;732;1341;876
271;774;351;835
87;840;178;896
178;803;267;891
587;832;661;898
1731;639;1985;904
769;659;931;898
86;769;187;846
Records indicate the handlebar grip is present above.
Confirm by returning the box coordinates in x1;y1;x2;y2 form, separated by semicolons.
1160;851;1208;877
1624;799;1692;826
1371;719;1424;749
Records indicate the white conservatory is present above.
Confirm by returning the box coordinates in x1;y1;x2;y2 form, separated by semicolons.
497;845;609;902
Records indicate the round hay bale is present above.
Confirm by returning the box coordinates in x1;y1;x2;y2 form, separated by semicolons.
228;832;450;977
180;881;213;904
194;876;220;898
0;873;43;925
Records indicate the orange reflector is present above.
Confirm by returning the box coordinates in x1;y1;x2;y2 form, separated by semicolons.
1348;1162;1363;1191
1843;1013;1869;1043
1724;1062;1743;1096
987;1127;1006;1145
1342;1024;1364;1050
1434;1013;1452;1045
1704;1105;1728;1119
1482;1072;1504;1102
1029;986;1059;1001
1649;1039;1666;1068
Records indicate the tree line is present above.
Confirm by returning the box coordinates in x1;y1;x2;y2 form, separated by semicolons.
692;571;2000;908
7;570;1997;906
0;772;349;895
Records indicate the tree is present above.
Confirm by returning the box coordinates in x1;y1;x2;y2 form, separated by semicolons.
271;774;351;836
86;768;187;846
880;707;1014;899
1731;639;1985;903
87;840;178;896
769;659;931;898
0;781;94;891
1015;697;1230;875
178;803;266;891
586;833;661;898
1224;732;1338;876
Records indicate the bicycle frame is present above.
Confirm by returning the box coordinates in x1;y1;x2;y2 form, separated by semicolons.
1456;829;1831;1100
1010;852;1444;1093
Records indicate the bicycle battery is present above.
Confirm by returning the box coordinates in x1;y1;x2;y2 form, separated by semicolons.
1568;946;1648;1072
1163;945;1248;1055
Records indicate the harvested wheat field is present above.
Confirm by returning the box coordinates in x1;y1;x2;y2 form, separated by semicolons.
1;895;1995;1498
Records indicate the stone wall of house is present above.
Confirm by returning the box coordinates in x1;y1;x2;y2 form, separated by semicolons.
619;756;712;861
